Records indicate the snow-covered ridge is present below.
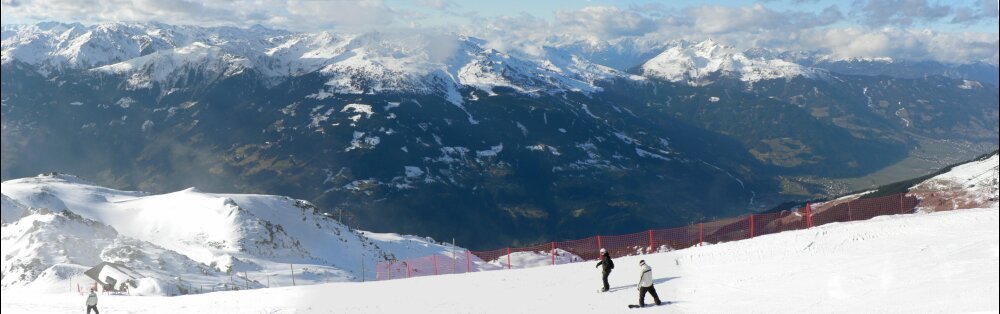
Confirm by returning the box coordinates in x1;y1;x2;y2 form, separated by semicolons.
91;42;251;89
640;39;827;85
1;173;461;294
2;22;628;96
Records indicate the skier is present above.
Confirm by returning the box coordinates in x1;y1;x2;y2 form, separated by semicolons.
86;288;100;314
594;248;614;292
633;260;662;308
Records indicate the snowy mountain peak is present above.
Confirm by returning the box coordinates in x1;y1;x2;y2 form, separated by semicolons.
640;39;826;86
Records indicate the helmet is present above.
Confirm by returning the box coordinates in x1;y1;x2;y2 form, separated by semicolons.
639;260;646;265
599;248;606;253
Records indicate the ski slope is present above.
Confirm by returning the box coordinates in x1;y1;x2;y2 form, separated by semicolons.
3;206;997;313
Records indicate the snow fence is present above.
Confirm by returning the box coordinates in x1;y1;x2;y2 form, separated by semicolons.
376;192;920;280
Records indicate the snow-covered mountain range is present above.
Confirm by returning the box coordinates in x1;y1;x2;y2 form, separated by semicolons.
3;21;993;107
11;22;986;93
1;173;461;294
2;22;633;99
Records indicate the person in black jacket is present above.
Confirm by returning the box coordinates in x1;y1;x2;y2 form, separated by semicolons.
594;248;614;292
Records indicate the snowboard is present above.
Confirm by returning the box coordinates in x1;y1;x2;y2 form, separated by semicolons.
628;302;670;308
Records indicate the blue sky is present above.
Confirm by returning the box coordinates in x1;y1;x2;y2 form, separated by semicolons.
388;0;997;32
3;0;996;32
2;0;997;63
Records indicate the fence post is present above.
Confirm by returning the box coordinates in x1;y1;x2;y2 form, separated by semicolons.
699;223;703;246
899;193;904;214
749;214;755;238
507;247;511;270
848;201;853;221
406;258;412;278
466;250;471;273
805;203;812;228
433;254;439;275
597;235;602;252
648;230;654;253
551;242;555;265
290;263;296;286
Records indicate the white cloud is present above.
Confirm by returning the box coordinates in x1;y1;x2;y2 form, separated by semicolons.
851;0;953;26
796;27;999;63
950;0;1000;24
687;3;843;34
415;0;455;10
553;6;658;39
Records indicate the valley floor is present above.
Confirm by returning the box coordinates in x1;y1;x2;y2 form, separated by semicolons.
3;207;998;313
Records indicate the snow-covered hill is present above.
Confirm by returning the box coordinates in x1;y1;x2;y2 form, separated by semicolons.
1;173;460;294
910;152;999;211
3;205;996;313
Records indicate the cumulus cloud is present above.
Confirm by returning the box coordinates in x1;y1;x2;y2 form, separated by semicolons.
415;0;456;10
553;6;658;39
687;3;842;34
792;27;998;63
460;13;553;56
950;0;1000;24
461;2;996;64
851;0;953;26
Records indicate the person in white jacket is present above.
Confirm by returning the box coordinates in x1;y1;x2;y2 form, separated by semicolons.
636;260;662;307
86;288;100;314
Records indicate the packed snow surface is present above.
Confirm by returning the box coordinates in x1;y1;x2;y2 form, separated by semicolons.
3;206;996;313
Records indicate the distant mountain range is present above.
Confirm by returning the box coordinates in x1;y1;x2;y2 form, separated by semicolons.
2;22;997;249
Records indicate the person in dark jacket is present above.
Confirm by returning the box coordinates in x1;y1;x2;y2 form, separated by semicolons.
594;248;614;292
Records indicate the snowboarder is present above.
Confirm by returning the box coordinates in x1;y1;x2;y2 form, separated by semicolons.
634;260;662;308
86;288;100;314
595;248;614;292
